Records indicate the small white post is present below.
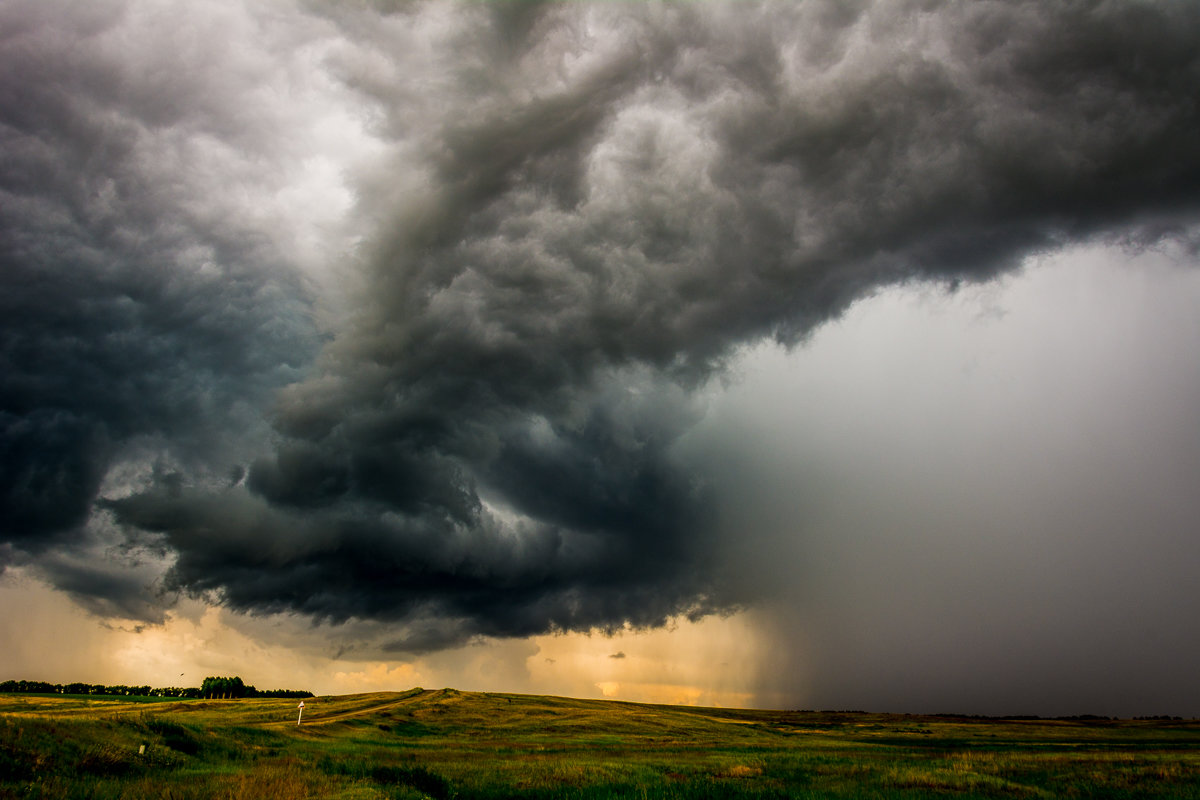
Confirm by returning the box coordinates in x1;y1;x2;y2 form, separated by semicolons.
297;700;305;725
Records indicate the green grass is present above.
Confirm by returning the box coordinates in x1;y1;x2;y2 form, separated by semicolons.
2;689;1198;799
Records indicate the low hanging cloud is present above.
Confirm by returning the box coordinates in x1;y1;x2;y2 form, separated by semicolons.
5;1;1200;653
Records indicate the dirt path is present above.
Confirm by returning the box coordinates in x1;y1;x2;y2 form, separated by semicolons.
275;689;442;727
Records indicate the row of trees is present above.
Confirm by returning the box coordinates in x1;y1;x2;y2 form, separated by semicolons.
198;675;313;699
0;678;312;700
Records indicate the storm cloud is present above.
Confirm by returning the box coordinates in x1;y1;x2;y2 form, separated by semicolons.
5;0;1200;680
1;1;322;544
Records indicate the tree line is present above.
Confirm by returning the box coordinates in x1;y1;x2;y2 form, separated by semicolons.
0;677;313;699
197;675;313;699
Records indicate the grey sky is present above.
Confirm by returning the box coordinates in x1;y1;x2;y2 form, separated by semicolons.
2;0;1199;714
685;246;1200;715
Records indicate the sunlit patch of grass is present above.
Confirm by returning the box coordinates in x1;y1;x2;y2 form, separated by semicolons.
717;764;763;778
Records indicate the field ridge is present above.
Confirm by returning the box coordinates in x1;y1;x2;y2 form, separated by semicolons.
3;688;1199;798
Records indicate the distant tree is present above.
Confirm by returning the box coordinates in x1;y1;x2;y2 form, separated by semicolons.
256;688;315;699
201;675;249;699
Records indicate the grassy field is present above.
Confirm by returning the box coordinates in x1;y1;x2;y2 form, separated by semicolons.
2;688;1197;799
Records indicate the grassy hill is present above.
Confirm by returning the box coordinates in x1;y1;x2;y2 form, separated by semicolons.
2;688;1198;799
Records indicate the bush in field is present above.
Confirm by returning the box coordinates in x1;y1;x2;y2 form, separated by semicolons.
318;757;453;799
145;719;200;755
370;765;453;799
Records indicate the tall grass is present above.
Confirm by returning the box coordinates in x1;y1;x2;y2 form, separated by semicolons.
3;690;1198;799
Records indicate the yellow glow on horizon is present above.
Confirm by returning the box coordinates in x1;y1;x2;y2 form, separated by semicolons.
330;662;423;694
2;573;774;708
527;612;769;708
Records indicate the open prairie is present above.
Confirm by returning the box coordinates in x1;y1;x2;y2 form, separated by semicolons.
2;689;1197;799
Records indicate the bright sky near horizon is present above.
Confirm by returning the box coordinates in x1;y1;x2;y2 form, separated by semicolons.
3;0;1200;717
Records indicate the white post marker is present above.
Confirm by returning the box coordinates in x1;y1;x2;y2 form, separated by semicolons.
297;700;305;725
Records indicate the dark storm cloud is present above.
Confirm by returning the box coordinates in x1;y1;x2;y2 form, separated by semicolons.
7;2;1200;649
0;1;321;576
100;469;717;651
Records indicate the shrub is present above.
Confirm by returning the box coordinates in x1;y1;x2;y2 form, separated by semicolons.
146;719;200;755
370;765;453;800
